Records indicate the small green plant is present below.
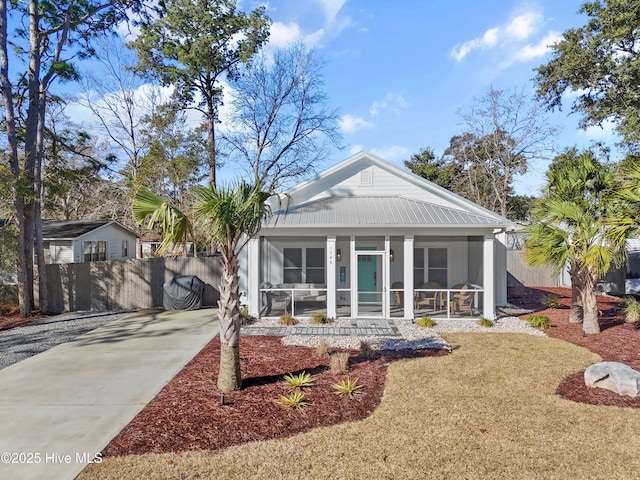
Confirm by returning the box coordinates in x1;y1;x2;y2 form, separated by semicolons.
478;317;494;327
283;371;315;391
526;314;551;329
358;340;374;358
332;377;364;398
415;316;436;327
309;311;331;324
624;297;640;325
239;308;254;326
330;351;350;374
277;391;310;412
278;313;298;325
541;293;563;309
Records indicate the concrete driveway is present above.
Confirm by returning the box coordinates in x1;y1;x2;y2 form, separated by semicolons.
0;308;219;480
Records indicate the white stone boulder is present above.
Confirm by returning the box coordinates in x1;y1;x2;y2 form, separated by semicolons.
584;362;640;398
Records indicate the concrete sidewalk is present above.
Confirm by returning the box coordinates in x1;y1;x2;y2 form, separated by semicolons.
0;308;219;480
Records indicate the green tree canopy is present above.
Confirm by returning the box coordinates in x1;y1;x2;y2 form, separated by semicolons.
131;0;271;186
403;147;459;190
536;0;640;149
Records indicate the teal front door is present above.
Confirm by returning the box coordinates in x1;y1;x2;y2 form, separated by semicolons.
356;250;384;317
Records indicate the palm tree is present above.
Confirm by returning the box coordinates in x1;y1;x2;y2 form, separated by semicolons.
524;151;625;335
133;188;195;257
133;182;276;391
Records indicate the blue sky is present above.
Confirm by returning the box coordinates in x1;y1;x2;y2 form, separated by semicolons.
238;0;619;195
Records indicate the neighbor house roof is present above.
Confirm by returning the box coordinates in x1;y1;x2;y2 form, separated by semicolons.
265;196;508;229
42;220;139;240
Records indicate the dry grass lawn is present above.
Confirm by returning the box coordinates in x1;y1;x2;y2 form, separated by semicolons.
79;333;640;479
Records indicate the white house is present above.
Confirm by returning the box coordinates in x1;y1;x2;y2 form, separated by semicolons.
42;220;138;264
241;152;514;321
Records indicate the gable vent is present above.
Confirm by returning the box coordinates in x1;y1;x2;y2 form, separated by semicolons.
359;168;373;186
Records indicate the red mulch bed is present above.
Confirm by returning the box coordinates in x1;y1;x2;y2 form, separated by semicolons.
103;337;448;456
509;286;640;408
0;309;43;331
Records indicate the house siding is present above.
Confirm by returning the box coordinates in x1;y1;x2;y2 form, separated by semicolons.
72;225;137;262
303;164;455;209
48;240;74;264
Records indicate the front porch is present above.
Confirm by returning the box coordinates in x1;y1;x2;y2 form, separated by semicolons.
248;233;496;321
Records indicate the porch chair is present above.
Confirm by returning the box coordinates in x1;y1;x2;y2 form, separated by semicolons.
414;282;441;311
449;283;474;316
391;281;404;306
260;282;291;316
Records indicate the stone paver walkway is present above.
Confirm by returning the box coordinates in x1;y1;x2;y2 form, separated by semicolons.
242;319;401;337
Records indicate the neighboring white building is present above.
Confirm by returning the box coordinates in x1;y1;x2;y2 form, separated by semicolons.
241;151;514;321
42;220;138;264
138;233;195;258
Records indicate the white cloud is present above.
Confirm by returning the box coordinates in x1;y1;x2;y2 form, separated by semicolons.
339;114;375;134
369;93;409;117
505;11;543;41
579;119;618;142
450;10;544;62
513;31;562;62
314;0;347;24
370;145;410;161
269;21;303;47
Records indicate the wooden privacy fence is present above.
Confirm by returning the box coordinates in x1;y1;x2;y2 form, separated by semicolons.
506;250;560;288
44;257;223;313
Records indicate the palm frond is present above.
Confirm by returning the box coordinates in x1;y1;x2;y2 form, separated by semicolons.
133;188;194;256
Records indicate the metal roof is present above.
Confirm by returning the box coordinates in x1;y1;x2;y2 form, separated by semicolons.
42;220;138;239
264;196;507;228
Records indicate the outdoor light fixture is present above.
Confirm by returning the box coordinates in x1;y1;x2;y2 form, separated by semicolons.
390;249;395;262
336;249;342;262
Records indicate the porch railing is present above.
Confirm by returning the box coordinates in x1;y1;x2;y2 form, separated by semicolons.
259;285;484;319
413;285;484;319
260;287;328;317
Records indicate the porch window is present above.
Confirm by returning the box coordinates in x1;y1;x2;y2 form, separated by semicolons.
283;247;325;283
283;248;303;282
122;240;128;257
428;248;448;287
414;247;448;286
83;241;106;262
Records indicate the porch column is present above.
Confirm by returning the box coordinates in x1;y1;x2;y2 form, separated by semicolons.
247;237;260;318
350;236;356;318
483;233;495;320
326;235;337;319
403;235;414;320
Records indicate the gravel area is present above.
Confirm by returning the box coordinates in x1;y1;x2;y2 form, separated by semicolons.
265;315;546;351
0;311;132;370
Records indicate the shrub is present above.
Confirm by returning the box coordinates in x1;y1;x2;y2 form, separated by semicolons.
415;316;436;327
330;352;350;374
0;284;18;314
624;297;640;325
358;340;374;358
277;391;310;412
316;340;330;357
278;313;298;325
309;311;331;324
283;371;315;391
478;317;494;327
526;314;551;329
239;308;254;326
541;293;563;309
332;377;364;398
